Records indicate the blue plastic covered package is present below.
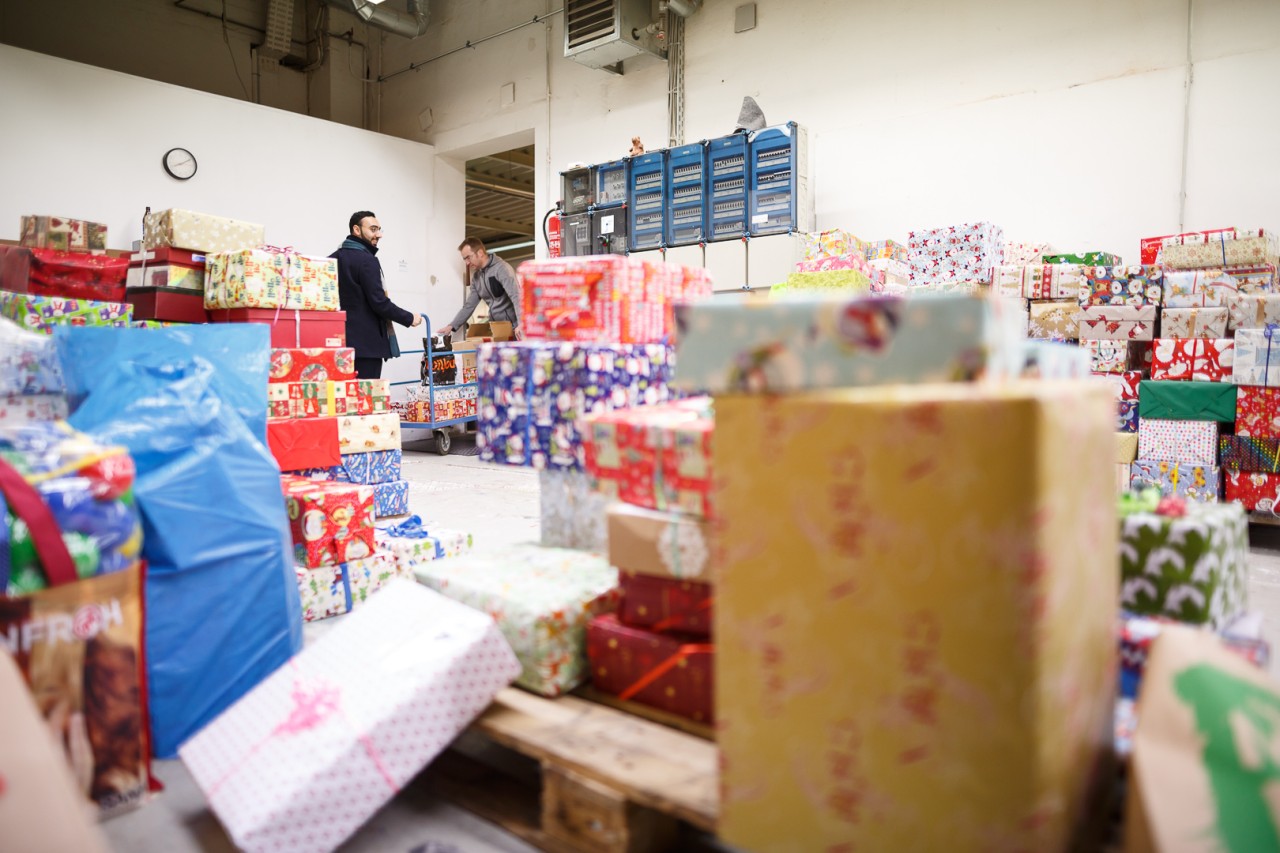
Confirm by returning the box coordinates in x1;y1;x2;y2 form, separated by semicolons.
56;324;301;758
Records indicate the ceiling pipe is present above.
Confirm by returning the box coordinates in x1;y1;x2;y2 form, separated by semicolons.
322;0;429;39
665;0;702;17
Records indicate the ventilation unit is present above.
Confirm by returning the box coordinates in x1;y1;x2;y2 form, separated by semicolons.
564;0;665;72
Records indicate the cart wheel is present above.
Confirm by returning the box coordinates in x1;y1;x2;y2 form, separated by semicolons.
434;429;452;456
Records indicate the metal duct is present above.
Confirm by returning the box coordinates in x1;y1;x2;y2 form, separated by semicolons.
665;0;702;17
323;0;430;39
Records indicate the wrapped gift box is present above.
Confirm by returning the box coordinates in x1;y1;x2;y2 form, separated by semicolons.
342;550;409;608
1118;400;1139;432
126;263;205;292
1078;265;1163;308
20;214;107;252
1222;264;1277;291
0;393;68;424
1116;462;1133;494
714;382;1116;852
270;347;356;384
1161;269;1253;307
413;544;620;697
586;614;713;724
208;308;346;348
1028;300;1080;339
1077;304;1157;340
1002;241;1054;267
268;382;323;420
294;449;402;484
296;563;348;622
1097;371;1141;401
0;291;131;335
607;503;712;581
0;318;64;395
907;221;1004;284
1020;340;1091;377
1160;306;1228;338
337;413;400;453
1120;502;1248;627
0;246;128;303
1230;328;1280;386
539;468;609;552
361;379;390;414
1225;292;1280;331
1138;417;1219;464
519;256;673;344
375;516;474;574
583;399;713;518
205;249;339;312
673;294;1025;394
372;479;409;518
179;580;520;853
619;572;712;637
794;252;876;279
1138;380;1237;422
281;475;376;568
1129;339;1155;372
125;287;208;324
1225;469;1280;511
1160;228;1278;270
993;263;1082;300
1235;386;1280;437
1219;436;1280;472
1085;339;1129;373
863;239;909;263
143;208;265;253
1118;612;1269;700
770;269;873;297
1117;432;1139;464
801;229;865;260
1044;251;1121;266
1150;338;1234;382
1129;459;1220;503
267;416;340;470
1140;229;1235;264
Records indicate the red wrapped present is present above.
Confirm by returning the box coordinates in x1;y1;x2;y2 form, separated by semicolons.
1140;228;1235;264
269;348;357;384
1225;470;1280;512
268;416;340;470
1236;386;1280;438
519;256;675;344
586;614;713;724
0;245;128;302
281;475;376;568
208;308;346;348
1149;338;1235;382
619;572;713;636
125;287;208;323
1094;370;1142;401
127;247;207;291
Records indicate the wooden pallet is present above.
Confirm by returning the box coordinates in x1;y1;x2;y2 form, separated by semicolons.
425;688;718;853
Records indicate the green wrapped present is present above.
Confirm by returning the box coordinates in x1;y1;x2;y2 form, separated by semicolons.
769;269;872;297
1138;380;1237;423
413;543;619;696
0;291;132;335
1043;252;1122;266
1119;501;1248;628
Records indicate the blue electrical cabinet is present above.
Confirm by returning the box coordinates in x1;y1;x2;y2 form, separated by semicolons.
595;159;628;208
664;142;708;247
747;121;814;237
627;151;667;252
706;134;749;242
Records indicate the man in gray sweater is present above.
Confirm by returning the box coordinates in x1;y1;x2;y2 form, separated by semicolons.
439;237;523;340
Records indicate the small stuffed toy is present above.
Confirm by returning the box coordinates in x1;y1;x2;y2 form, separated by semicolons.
629;136;645;157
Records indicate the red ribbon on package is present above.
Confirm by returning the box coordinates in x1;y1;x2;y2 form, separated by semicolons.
618;642;714;702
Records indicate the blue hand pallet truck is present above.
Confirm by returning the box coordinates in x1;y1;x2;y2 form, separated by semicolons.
391;313;478;455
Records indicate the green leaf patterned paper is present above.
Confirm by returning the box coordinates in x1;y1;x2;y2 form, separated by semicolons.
1119;503;1249;628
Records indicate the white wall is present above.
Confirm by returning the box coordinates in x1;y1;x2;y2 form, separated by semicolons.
0;44;443;390
373;0;1280;265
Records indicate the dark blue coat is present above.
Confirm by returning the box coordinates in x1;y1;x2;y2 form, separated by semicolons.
330;237;415;359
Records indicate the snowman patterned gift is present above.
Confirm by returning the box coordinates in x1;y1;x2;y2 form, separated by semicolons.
282;475;376;568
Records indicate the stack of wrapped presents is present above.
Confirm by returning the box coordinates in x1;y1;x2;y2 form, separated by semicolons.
784;228;908;296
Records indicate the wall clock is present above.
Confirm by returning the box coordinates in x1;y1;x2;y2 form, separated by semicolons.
162;148;198;181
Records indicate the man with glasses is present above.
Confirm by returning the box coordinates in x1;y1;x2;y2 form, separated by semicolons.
439;237;523;341
332;210;421;379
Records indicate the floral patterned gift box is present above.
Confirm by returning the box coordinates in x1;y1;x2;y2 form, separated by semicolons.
1160;228;1278;270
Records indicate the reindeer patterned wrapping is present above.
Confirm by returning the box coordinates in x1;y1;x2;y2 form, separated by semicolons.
1119;502;1249;628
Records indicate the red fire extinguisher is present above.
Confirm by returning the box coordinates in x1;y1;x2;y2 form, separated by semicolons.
544;206;562;258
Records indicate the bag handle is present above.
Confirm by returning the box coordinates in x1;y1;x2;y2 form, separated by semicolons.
0;457;78;588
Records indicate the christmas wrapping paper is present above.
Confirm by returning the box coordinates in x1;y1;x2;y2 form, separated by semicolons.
794;253;878;281
1160;306;1228;338
1119;502;1248;627
337;413;400;453
1044;252;1121;266
205;250;340;312
342;551;409;607
208;308;346;348
1128;459;1221;503
19;215;107;252
519;256;675;344
1137;417;1219;464
268;381;379;419
714;382;1116;852
539;468;609;552
1139;380;1237;422
0;291;131;335
864;240;909;263
1230;328;1280;386
296;563;348;622
0;393;68;424
1150;338;1235;382
1021;341;1091;378
1077;304;1157;341
270;348;356;384
0;246;128;303
403;384;477;422
1078;265;1163;308
1140;228;1235;264
801;229;864;260
374;516;474;574
1159;228;1278;270
477;341;674;471
178;580;520;853
583;399;714;518
126;263;205;292
281;475;376;568
143;208;265;253
673;294;1026;394
1235;385;1280;437
1162;268;1261;308
618;572;712;637
130;320;187;328
1222;264;1277;290
769;269;873;297
1002;241;1054;267
1117;432;1139;464
1219;436;1280;473
0;317;64;395
1084;339;1129;373
1129;339;1155;372
1118;400;1140;432
413;544;621;697
267;417;340;471
906;221;1004;284
1225;470;1280;512
586;614;713;724
295;449;402;485
607;503;712;581
1098;371;1141;401
371;479;409;518
1225;292;1280;331
993;263;1083;300
1118;613;1269;700
1028;300;1080;339
125;286;208;324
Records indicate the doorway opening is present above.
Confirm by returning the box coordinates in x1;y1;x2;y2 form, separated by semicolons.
464;146;537;268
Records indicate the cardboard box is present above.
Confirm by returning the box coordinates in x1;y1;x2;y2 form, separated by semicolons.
208;308;346;348
125;286;208;324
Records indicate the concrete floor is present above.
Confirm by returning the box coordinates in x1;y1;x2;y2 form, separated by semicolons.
99;432;1280;852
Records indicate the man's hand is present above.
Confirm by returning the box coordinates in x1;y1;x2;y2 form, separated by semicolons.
411;314;423;327
514;326;524;341
438;324;451;336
